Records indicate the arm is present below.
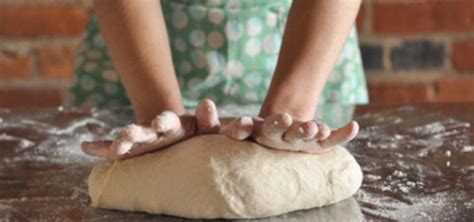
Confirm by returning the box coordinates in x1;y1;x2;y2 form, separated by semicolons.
260;0;362;121
93;0;185;124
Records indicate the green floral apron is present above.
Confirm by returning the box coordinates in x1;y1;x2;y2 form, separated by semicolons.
70;0;368;108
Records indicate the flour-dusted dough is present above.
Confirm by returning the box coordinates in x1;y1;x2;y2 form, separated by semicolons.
88;135;363;219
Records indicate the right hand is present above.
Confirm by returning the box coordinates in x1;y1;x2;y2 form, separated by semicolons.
81;99;220;160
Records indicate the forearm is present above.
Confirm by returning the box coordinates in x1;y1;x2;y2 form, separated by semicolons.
93;0;185;124
260;0;361;121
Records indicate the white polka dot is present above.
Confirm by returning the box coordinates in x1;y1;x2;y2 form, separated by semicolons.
263;77;271;88
86;50;102;60
246;17;263;36
187;77;201;88
84;62;98;72
102;69;118;82
188;88;201;100
187;83;201;99
265;57;277;72
188;6;206;20
80;76;96;90
172;10;188;29
224;60;244;78
245;38;261;56
204;74;220;87
207;51;226;74
208;8;224;24
225;20;244;41
263;33;282;55
266;13;278;27
329;91;340;101
191;50;207;68
206;94;218;102
223;83;239;96
178;60;192;75
189;30;206;47
244;92;259;102
226;0;241;13
344;63;355;76
342;43;355;60
243;72;262;87
230;85;239;95
336;52;345;65
342;81;352;92
174;38;187;52
349;93;356;103
207;31;224;49
207;0;221;6
328;72;341;84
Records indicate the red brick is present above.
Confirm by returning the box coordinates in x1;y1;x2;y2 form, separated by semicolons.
37;46;75;78
436;78;474;102
0;51;31;79
452;40;474;71
0;88;63;108
0;5;89;37
356;4;365;31
368;83;433;105
373;1;474;34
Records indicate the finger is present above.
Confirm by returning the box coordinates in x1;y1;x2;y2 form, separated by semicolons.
315;123;331;140
319;121;359;148
283;121;318;144
119;123;196;159
116;138;166;160
261;113;293;140
196;99;220;134
81;141;114;159
222;116;254;140
151;111;181;133
121;124;158;142
111;124;157;156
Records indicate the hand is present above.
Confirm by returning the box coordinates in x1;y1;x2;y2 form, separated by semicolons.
222;113;359;154
81;99;220;160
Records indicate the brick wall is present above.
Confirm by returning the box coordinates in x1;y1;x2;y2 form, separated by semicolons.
1;0;474;108
358;0;474;104
0;0;90;107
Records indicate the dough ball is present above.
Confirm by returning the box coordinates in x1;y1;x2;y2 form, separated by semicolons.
88;135;362;219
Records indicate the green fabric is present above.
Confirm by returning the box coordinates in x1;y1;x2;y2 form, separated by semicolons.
69;0;368;108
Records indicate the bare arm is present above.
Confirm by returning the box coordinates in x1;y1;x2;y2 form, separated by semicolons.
93;0;185;124
260;0;361;121
83;0;361;159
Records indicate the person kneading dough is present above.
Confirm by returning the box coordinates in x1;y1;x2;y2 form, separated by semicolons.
80;0;365;219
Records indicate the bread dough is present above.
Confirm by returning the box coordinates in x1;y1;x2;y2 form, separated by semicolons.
87;135;363;219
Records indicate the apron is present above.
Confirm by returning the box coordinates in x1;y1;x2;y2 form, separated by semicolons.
70;0;368;108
